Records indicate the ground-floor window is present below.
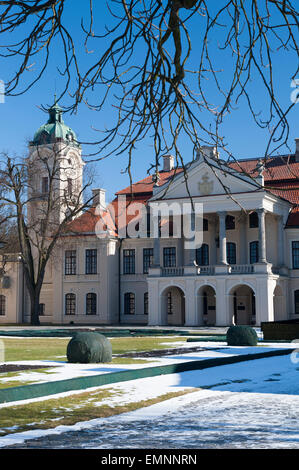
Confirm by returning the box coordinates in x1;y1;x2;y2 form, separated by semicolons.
38;303;45;316
0;295;5;316
295;290;299;314
86;293;97;315
144;292;148;315
124;292;135;314
167;291;173;314
65;293;76;315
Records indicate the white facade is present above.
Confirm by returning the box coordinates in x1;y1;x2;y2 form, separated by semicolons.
1;110;299;327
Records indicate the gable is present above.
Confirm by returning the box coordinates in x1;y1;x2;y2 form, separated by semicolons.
150;158;261;200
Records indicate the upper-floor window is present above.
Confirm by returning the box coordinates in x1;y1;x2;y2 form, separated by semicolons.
86;293;97;315
227;242;236;265
203;218;209;232
250;241;259;264
144;292;149;315
123;249;135;274
0;295;5;316
41;177;49;194
65;293;76;315
143;248;153;274
292;241;299;269
294;290;299;314
226;215;235;230
124;292;135;314
249;212;259;228
65;250;76;275
86;249;97;274
196;244;209;266
163;247;176;267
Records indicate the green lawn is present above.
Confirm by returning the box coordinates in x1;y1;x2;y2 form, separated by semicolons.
1;335;186;362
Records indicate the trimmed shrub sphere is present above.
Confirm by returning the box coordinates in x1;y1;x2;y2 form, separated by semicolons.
67;332;112;363
226;325;258;346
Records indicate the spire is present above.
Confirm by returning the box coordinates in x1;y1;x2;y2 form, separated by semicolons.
48;94;64;124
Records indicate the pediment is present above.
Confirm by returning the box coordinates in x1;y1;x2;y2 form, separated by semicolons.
150;158;260;201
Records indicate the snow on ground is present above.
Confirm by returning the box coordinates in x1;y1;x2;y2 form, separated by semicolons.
0;352;299;448
0;342;296;389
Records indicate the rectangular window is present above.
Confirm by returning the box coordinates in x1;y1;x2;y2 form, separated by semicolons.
226;215;235;230
38;303;45;316
86;293;97;315
292;241;299;269
124;293;135;314
227;242;236;265
143;248;153;274
65;293;76;315
167;292;173;314
250;241;259;264
86;249;97;274
295;291;299;314
203;218;209;232
42;177;49;194
249;212;259;228
123;249;135;274
163;247;176;267
196;244;209;266
65;250;76;275
144;292;149;315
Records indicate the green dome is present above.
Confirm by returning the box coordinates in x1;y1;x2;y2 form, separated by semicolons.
32;98;80;147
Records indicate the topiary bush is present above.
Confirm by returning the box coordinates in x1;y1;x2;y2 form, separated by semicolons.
226;325;258;346
67;332;112;363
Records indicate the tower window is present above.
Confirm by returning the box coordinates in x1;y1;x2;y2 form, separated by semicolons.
42;177;49;194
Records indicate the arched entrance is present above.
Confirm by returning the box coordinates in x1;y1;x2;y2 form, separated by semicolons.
197;285;216;326
161;286;185;326
273;285;284;321
229;284;256;325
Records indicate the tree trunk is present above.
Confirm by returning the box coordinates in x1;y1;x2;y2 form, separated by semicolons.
30;291;41;326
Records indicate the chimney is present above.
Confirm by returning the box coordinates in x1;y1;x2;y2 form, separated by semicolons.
92;188;106;209
162;154;174;171
295;138;299;162
196;145;219;160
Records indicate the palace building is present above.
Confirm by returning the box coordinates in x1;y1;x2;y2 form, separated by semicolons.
1;105;299;327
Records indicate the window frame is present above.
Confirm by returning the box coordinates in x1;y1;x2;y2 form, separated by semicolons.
227;242;237;265
123;249;135;274
163;247;176;268
249;241;259;264
65;293;76;316
0;295;5;316
85;249;97;275
196;243;209;266
65;250;77;275
292;241;299;269
124;292;135;315
144;292;149;315
86;292;97;315
143;248;154;274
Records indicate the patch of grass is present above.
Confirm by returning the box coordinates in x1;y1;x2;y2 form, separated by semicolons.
0;368;59;389
0;387;197;436
2;336;187;362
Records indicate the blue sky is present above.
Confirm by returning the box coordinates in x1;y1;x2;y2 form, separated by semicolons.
0;2;298;202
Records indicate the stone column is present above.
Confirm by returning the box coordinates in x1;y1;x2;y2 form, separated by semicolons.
257;209;267;263
277;215;285;266
218;211;227;265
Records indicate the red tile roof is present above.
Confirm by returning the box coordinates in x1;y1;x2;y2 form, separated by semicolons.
67;154;299;235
